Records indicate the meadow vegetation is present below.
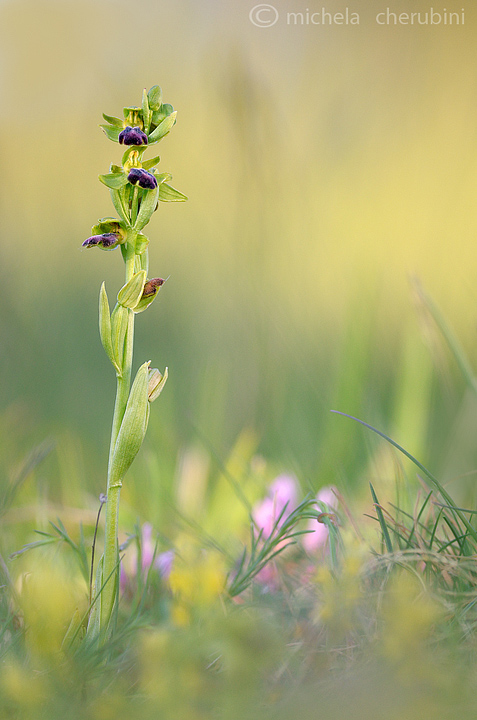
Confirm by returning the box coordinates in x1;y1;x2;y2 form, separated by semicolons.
1;1;477;716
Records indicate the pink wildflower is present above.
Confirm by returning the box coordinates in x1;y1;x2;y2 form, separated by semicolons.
120;523;174;594
303;486;338;553
252;474;298;539
251;475;299;591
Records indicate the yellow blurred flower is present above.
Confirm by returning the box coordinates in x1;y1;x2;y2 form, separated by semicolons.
1;661;47;709
18;556;86;658
380;571;443;665
168;538;226;626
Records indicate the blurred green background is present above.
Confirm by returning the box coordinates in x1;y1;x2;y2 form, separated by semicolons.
1;0;477;528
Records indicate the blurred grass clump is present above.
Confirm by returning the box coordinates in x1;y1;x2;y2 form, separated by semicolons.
2;0;477;716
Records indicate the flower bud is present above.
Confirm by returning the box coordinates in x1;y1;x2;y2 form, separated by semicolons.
119;126;148;146
127;168;158;190
82;233;120;250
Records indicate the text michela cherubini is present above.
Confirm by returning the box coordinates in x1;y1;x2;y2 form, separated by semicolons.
285;8;465;26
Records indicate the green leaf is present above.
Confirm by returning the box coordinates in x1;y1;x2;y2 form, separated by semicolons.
110;304;128;371
142;88;152;135
134;185;160;232
110;189;130;225
85;556;103;641
120;183;132;218
117;270;147;310
99;172;128;190
151;103;174;126
100;124;121;142
148;111;177;144
369;482;393;553
147;85;163;111
62;609;83;651
134;293;156;314
142;155;161;171
109;362;151;487
99;283;121;376
159;182;187;202
153;171;172;184
135;233;149;255
102;113;123;128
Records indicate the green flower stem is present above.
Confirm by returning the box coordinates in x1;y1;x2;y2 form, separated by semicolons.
131;186;139;227
101;233;137;631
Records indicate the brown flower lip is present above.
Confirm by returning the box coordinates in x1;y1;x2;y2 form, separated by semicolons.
142;278;165;297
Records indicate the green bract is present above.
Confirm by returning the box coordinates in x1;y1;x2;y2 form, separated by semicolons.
148;367;168;402
117;270;147;310
147;85;163;111
99;282;122;376
109;361;151;488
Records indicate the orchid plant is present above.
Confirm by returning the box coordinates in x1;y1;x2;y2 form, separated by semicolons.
82;86;186;641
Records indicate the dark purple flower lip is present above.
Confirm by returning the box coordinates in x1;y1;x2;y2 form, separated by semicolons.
118;126;148;146
82;233;120;250
127;168;158;190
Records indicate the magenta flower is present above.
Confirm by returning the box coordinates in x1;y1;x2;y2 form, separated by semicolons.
140;522;155;572
252;474;298;539
154;550;174;580
119;523;174;594
303;486;338;553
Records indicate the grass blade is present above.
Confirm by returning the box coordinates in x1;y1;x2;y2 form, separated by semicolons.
369;482;393;553
331;410;477;545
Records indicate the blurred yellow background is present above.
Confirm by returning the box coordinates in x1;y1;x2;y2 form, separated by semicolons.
1;0;477;507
